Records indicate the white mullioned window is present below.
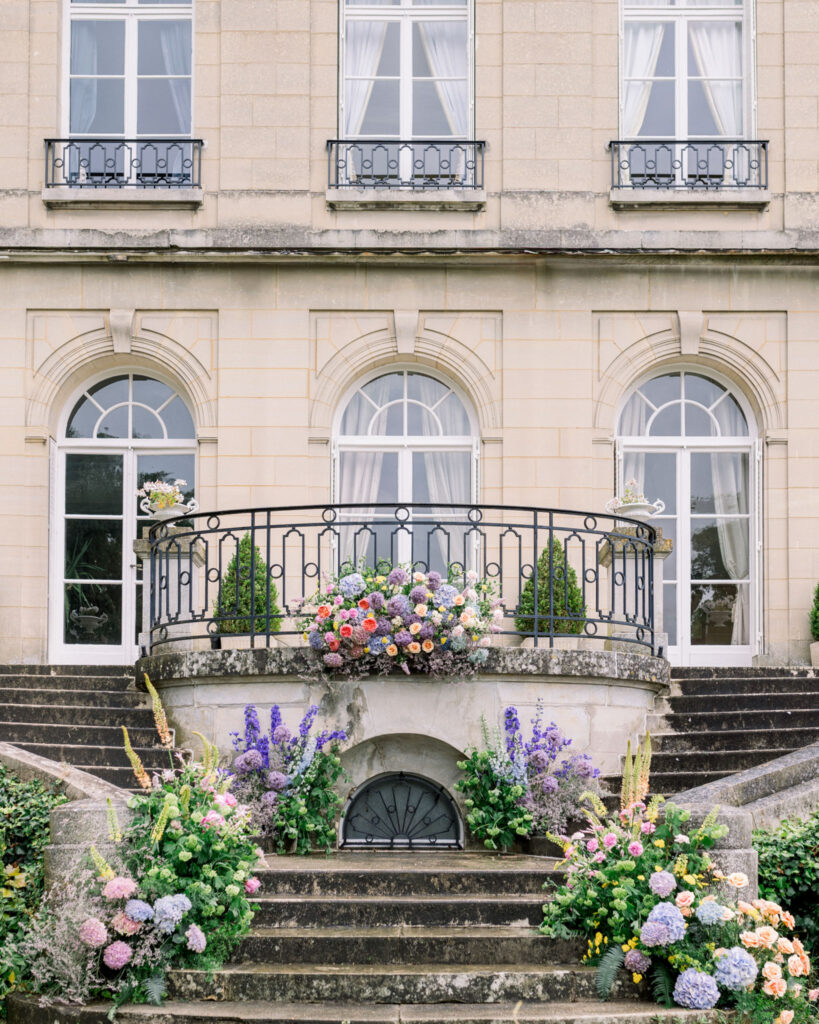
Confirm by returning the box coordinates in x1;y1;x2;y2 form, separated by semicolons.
340;0;472;143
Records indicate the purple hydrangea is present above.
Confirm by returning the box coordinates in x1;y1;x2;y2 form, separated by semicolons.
374;617;392;637
267;770;288;791
649;871;677;898
323;652;343;668
233;749;264;774
272;724;291;744
713;946;758;991
409;585;429;604
386;594;410;617
640;921;671;948
673;969;720;1010
427;572;442;591
695;900;727;926
394;629;412;647
624;949;651;973
153;894;192;934
185;923;207;953
367;591;385;611
387;568;409;586
308;629;324;651
124;899;153;923
645;902;686;943
339;573;366;597
418;623;435;640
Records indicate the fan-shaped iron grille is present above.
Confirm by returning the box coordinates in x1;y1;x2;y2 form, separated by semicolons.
341;772;462;849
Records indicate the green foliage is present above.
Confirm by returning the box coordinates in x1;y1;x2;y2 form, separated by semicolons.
810;581;819;642
0;764;68;1017
596;944;625;1000
271;746;346;856
514;539;586;636
214;533;281;635
754;809;819;956
648;961;675;1008
454;750;533;851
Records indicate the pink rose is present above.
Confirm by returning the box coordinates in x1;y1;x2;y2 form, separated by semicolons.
245;876;261;895
200;809;225;829
603;832;618;849
808;989;819;1001
641;821;656;834
628;841;644;857
676;891;695;909
586;839;599;853
594;851;606;863
223;792;238;807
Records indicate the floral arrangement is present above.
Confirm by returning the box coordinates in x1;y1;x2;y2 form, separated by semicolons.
607;478;649;510
8;680;261;1011
137;478;187;510
455;704;601;848
230;703;347;855
299;564;503;678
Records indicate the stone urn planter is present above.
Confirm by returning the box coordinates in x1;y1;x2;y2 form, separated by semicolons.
811;641;819;668
604;498;665;522
141;497;199;520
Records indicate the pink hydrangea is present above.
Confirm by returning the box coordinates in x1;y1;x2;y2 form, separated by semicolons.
586;838;599;853
245;876;261;895
200;809;225;829
641;821;657;835
628;840;644;857
102;876;137;900
594;851;606;863
603;832;618;849
185;923;207;953
111;911;142;936
102;940;133;970
79;918;108;948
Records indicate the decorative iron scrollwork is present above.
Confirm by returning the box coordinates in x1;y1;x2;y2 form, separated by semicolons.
341;772;462;849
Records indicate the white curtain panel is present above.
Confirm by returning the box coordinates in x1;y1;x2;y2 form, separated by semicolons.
157;21;191;135
70;22;99;133
418;22;468;137
708;451;750;645
622;22;666;137
344;20;389;137
620;393;651;488
688;21;742;136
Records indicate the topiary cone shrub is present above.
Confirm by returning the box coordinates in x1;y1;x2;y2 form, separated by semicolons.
811;582;819;642
214;533;281;635
514;539;586;636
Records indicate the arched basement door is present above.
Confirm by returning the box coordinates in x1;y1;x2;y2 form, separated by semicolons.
617;370;758;667
50;373;196;665
341;772;462;849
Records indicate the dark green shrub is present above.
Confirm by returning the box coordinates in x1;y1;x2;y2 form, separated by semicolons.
754;811;819;955
0;764;68;1016
213;533;281;635
810;582;819;642
514;539;586;636
454;750;532;851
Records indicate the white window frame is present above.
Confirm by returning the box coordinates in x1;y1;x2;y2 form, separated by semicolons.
619;0;756;141
616;366;758;668
62;0;195;142
338;0;475;141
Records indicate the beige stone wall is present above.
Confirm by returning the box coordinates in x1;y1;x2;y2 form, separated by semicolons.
0;256;817;664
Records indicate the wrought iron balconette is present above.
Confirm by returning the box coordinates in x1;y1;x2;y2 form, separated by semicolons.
45;138;203;189
609;139;768;190
144;503;659;656
327;139;485;190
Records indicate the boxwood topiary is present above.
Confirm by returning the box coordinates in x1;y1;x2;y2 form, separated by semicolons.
755;810;819;956
214;533;281;635
514;539;586;636
810;581;819;642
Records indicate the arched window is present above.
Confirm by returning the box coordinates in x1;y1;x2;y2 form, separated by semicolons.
52;372;196;664
617;370;756;667
335;369;477;570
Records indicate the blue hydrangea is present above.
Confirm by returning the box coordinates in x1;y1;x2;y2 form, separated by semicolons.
673;968;720;1010
386;594;410;618
714;946;758;991
124;899;154;923
339;573;366;598
153;894;193;934
649;870;677;898
695;901;727;926
307;629;324;651
436;584;459;608
646;902;686;943
640;920;671;947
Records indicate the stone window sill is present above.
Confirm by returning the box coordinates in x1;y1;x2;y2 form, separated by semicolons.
326;187;486;211
42;187;204;210
609;188;770;211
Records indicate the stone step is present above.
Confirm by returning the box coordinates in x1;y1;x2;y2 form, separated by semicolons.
12;740;177;768
168;963;635;1005
0;721;161;746
668;690;819;713
653;723;811;752
646;771;737;795
671;667;818;679
0;702;155;728
115;1000;720;1024
0;686;147;708
650;746;795;769
0;663;136;680
647;708;819;732
250;895;546;929
235;927;581;966
673;676;819;697
69;764;156;789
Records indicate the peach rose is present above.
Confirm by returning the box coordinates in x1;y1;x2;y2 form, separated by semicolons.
774;953;784;964
727;872;749;888
676;891;695;910
777;938;795;955
757;926;779;949
409;622;422;635
808;988;819;1001
454;595;465;606
792;938;806;956
414;603;428;617
421;639;434;653
775;1011;794;1024
385;644;398;657
741;931;762;949
763;979;788;999
788;955;807;978
407;641;421;654
762;962;783;982
781;911;796;930
738;900;758;917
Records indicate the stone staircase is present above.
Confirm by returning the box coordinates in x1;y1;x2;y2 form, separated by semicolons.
0;664;171;790
106;853;717;1024
643;666;819;796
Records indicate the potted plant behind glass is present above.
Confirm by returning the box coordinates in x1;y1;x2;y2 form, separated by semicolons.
211;533;281;649
810;582;819;667
515;539;586;647
137;478;198;520
605;478;665;521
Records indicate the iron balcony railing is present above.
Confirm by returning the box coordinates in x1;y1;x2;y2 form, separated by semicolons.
145;503;657;656
327;139;485;190
45;138;203;188
609;139;768;190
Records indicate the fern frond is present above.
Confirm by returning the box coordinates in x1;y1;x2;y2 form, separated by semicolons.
649;961;675;1008
143;973;167;1005
596;945;625;1001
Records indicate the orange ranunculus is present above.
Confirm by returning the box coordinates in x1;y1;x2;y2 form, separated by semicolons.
421;639;434;653
757;926;779;949
358;598;370;610
339;624;353;639
328;638;340;652
362;617;377;632
762;962;783;982
777;938;795;956
317;604;331;619
763;979;787;999
407;641;421;654
741;931;762;949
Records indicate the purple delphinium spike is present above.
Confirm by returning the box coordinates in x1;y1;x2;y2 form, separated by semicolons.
299;704;319;738
244;704;262;749
504;706;521;755
270;705;282;738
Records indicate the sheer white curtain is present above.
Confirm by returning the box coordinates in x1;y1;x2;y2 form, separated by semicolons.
157;21;191;134
688;21;742;136
70;22;99;134
619;392;651;491
344;21;388;137
623;22;666;137
418;22;468;137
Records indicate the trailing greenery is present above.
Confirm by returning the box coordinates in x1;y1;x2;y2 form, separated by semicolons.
514;539;586;636
270;746;345;855
454;748;533;851
214;533;281;635
810;581;819;642
0;764;68;1018
754;809;819;956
